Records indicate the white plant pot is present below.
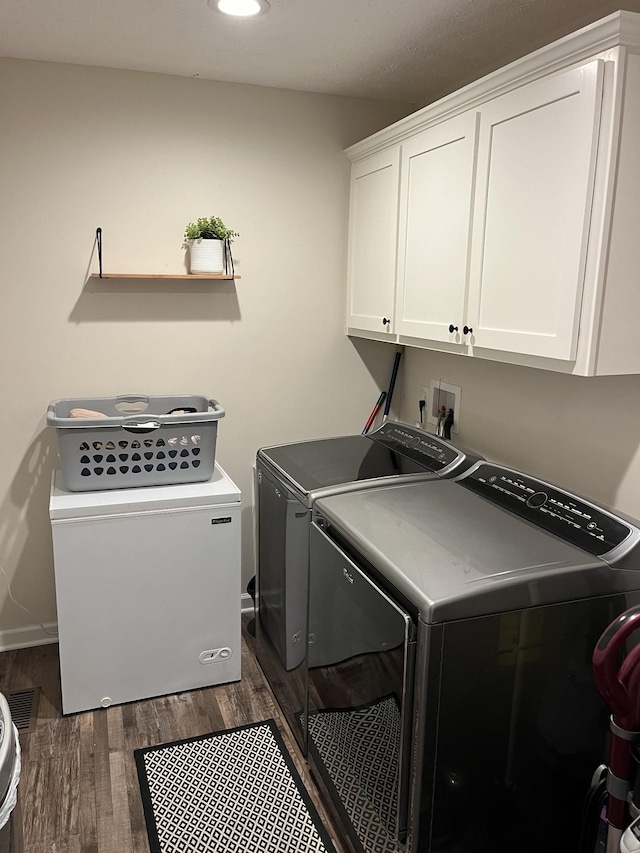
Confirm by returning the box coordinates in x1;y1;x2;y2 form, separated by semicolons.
188;238;224;274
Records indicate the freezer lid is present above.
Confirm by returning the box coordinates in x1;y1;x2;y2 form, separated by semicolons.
313;480;639;622
49;462;241;519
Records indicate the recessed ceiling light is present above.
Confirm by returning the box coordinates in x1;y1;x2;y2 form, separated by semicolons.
211;0;270;16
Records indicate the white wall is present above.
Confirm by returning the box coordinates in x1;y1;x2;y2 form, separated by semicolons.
398;347;640;517
0;58;411;646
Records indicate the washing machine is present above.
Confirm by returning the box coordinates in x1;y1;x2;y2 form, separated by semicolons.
308;461;640;853
0;694;20;853
255;421;483;750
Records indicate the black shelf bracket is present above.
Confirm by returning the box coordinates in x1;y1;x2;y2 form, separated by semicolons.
96;227;103;278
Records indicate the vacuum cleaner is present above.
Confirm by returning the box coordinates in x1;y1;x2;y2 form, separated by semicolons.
590;605;640;852
620;739;640;852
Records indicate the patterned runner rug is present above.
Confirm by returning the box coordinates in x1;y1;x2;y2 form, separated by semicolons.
135;719;337;853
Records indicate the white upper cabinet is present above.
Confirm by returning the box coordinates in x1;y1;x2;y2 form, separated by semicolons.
344;12;640;375
467;61;604;360
346;148;399;336
395;111;479;346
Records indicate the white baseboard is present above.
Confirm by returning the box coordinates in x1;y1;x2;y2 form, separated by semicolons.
241;592;255;615
0;623;59;652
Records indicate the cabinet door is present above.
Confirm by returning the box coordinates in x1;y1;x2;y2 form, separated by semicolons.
395;111;479;344
346;148;399;334
468;60;604;360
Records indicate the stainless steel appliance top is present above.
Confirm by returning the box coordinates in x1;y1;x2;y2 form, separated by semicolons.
312;461;640;623
257;422;483;506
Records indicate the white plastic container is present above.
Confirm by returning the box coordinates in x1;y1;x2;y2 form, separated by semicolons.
188;238;224;273
0;693;20;853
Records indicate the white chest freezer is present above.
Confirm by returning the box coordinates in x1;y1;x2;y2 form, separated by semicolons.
49;463;241;714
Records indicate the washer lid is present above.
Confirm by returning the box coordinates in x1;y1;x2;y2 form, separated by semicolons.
257;423;481;498
49;462;241;519
313;479;638;622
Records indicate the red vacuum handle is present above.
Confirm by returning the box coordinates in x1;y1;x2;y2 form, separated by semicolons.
593;605;640;725
593;606;640;841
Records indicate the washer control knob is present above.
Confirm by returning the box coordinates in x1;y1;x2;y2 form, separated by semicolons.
527;491;548;509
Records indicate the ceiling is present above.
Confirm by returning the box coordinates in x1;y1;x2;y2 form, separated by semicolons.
2;0;640;104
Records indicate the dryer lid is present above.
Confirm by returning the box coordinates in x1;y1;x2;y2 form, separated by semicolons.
313;478;639;623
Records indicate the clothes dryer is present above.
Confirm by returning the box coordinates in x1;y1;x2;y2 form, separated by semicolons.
309;461;640;853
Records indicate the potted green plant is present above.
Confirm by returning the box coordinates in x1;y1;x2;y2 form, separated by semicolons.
184;215;239;274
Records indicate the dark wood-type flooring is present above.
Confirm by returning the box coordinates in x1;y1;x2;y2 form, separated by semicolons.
0;616;350;853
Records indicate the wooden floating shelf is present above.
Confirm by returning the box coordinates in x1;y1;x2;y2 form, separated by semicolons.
90;273;240;280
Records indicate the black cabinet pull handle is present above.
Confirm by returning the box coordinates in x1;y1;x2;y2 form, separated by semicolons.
383;317;391;326
463;325;473;335
448;324;458;333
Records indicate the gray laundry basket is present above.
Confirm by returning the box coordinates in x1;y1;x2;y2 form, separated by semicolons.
47;394;225;491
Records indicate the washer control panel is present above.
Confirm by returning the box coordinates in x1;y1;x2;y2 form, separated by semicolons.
460;462;633;556
370;423;465;472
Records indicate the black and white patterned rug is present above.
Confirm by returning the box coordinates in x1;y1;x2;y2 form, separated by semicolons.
308;695;402;853
135;719;337;853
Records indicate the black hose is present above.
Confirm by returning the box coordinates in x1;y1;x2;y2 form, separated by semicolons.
578;765;607;853
383;346;403;418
